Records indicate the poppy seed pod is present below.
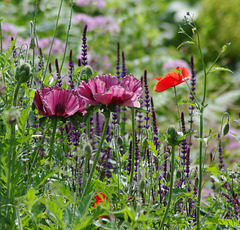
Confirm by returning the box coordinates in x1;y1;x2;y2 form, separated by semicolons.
15;62;31;84
2;106;21;125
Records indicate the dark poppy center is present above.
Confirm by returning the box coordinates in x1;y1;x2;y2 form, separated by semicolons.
55;103;66;116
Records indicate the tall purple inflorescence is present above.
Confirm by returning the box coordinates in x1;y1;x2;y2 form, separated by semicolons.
188;56;197;140
121;50;128;122
218;134;225;170
127;140;133;175
38;48;44;72
68;50;75;89
81;25;88;66
144;69;151;129
116;42;121;80
121;50;127;79
55;58;62;87
180;112;189;179
112;42;121;125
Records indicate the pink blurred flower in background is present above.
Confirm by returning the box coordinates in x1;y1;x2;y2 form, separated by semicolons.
77;74;143;108
76;0;106;9
34;86;86;117
162;59;190;72
73;13;120;33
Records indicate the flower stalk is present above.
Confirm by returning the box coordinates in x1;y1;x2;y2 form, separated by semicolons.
81;110;110;199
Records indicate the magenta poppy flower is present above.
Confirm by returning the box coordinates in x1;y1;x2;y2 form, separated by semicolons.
34;86;86;117
77;74;143;108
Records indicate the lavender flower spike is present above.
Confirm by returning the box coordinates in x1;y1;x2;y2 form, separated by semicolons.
81;25;88;66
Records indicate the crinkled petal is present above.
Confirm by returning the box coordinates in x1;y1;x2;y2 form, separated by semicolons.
98;74;119;88
77;81;100;106
120;74;143;98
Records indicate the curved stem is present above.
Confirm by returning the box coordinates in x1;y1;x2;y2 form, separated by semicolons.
129;108;136;194
159;145;175;230
81;110;110;199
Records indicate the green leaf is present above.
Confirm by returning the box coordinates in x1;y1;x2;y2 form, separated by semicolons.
209;67;234;74
205;164;219;177
18;106;31;135
177;100;196;107
177;41;196;49
13;134;31;146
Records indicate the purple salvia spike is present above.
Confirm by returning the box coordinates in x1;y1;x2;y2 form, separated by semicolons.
81;25;88;66
188;56;197;143
144;69;151;129
218;134;225;170
55;58;62;87
38;48;44;72
78;58;82;67
151;97;160;150
127;140;133;175
121;50;127;78
180;112;189;178
68;50;75;89
116;42;121;80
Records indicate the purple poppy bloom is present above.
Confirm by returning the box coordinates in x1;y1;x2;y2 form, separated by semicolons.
77;74;142;108
34;86;86;117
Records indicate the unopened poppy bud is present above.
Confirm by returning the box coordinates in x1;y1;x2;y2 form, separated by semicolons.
84;143;92;159
15;62;31;84
117;136;123;145
167;125;179;146
0;82;7;97
80;65;93;80
2;106;21;125
142;137;149;147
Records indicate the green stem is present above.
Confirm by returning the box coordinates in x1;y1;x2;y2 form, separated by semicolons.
129;108;136;193
197;112;203;229
12;81;21;106
59;0;73;77
81;110;110;199
159;145;175;230
49;117;58;158
42;0;63;87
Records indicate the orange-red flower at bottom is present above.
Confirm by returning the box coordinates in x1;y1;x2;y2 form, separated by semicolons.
93;192;109;219
94;192;107;208
153;67;190;93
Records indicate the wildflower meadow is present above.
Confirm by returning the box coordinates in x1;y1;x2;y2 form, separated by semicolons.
0;0;240;229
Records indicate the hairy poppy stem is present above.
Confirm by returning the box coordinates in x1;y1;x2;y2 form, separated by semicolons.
173;86;181;131
129;108;136;194
81;110;110;199
159;145;175;230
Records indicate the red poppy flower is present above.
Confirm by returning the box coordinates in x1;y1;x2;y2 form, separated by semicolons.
34;86;86;117
94;192;106;208
153;67;190;93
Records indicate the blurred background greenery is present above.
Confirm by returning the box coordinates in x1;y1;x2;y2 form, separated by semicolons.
0;0;240;156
